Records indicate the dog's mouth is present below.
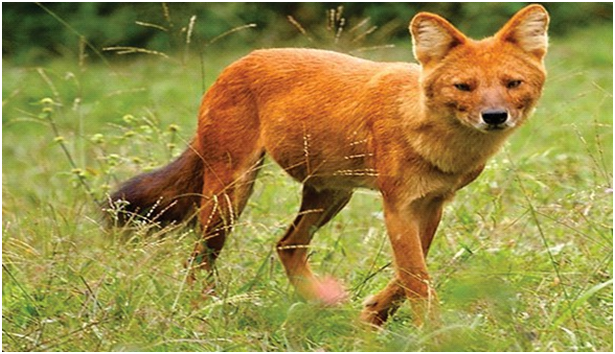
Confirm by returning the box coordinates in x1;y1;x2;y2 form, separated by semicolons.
474;118;517;133
484;124;507;131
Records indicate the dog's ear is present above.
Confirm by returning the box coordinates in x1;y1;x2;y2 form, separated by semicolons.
410;12;467;67
496;4;550;61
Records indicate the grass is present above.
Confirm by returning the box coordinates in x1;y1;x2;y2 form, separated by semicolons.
2;14;613;351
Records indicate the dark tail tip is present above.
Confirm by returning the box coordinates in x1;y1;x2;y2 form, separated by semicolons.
106;147;204;228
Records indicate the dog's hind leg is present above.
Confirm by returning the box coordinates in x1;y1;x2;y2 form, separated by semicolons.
276;184;353;304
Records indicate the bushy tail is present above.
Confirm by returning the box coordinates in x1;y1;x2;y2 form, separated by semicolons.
108;144;204;226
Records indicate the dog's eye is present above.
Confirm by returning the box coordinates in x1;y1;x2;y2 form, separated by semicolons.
506;80;522;89
454;83;472;92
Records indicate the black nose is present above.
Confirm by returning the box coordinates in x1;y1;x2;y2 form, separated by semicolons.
481;110;508;125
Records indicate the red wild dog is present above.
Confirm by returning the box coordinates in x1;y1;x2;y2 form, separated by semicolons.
110;5;549;326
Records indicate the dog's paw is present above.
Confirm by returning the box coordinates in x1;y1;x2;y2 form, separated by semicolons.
313;276;348;306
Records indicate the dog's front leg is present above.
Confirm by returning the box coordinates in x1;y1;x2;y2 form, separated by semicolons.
361;195;444;327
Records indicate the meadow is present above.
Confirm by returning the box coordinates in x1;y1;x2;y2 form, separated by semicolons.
2;9;613;352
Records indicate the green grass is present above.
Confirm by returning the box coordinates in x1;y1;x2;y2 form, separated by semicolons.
3;20;613;351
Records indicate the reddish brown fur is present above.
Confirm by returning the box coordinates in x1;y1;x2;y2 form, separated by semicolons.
110;5;549;326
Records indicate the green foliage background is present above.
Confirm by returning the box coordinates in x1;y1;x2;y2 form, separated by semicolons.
3;3;613;62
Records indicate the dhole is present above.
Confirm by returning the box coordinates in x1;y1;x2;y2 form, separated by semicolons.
111;5;549;326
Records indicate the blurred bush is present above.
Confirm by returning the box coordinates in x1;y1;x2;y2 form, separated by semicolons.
3;3;612;63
